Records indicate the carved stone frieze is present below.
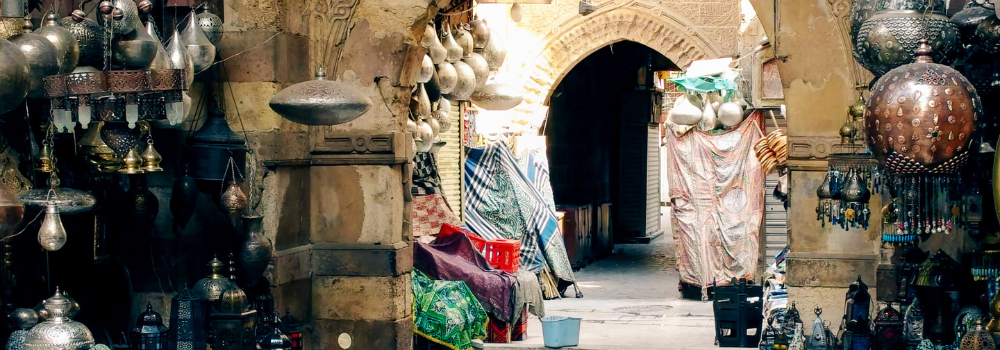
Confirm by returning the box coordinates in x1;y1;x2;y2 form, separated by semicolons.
787;136;843;159
263;131;411;167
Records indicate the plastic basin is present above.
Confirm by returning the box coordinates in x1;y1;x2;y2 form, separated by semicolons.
541;316;581;348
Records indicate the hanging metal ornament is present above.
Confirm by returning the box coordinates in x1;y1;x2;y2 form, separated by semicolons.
434;97;451;132
424;24;446;65
221;180;247;216
849;0;879;47
112;19;157;69
974;15;1000;55
96;0;139;37
436;62;457;95
0;36;29;113
196;5;223;46
462;52;489;89
417;54;433;84
179;13;215;72
476;28;506;71
952;0;995;53
99;118;144;160
442;60;475;101
36;12;78;74
58;10;104;67
118;147;144;174
442;26;462;64
453;24;473;57
855;5;959;77
10;17;59;99
166;29;194;89
469;17;489;49
145;22;169;70
410;83;431;119
866;40;980;174
424;68;441;101
268;66;373;125
186;107;246;193
141;139;163;172
78;121;120;172
19;174;96;215
170;171;198;228
470;83;523;111
120;173;158;234
414;119;433;153
193;256;237;301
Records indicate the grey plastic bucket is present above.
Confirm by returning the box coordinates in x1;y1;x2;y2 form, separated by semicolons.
540;316;581;348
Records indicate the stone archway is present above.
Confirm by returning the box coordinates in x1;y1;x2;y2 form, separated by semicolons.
521;7;721;108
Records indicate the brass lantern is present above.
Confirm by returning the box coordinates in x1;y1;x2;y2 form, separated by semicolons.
209;286;257;350
865;40;981;174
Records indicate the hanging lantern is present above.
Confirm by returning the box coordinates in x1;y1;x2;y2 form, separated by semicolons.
268;67;373;125
167;287;208;350
195;5;223;46
471;83;523;111
442;61;475;101
10;17;60;99
186;107;246;193
6;308;38;350
0;36;30;114
23;287;96;350
18;174;96;215
58;10;105;68
848;0;879;47
179;12;215;72
120;173;159;234
169;172;198;228
913;250;961;288
855;4;959;77
278;310;303;350
872;303;904;350
475;29;506;71
37;202;67;251
469;17;489;49
96;0;139;36
423;24;446;65
128;304;168;350
36;12;78;74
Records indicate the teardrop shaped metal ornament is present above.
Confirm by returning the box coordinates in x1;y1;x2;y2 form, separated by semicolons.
36;12;78;74
145;22;169;70
476;28;506;71
269;67;373;126
112;19;157;69
436;62;457;95
425;69;441;102
9;18;59;99
417;54;433;84
179;14;215;72
470;83;523;111
442;27;462;64
166;29;194;88
425;24;446;65
434;97;451;132
237;215;272;288
469;18;490;49
96;0;139;37
462;52;489;89
410;83;431;119
170;174;199;228
442;61;475;101
0;38;30;113
58;11;105;67
453;24;473;57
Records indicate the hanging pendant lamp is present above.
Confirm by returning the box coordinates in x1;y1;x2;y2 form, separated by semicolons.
9;16;60;99
59;10;105;67
36;12;78;74
179;13;215;72
269;66;373;125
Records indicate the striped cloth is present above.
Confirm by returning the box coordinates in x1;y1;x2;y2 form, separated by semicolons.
463;141;575;284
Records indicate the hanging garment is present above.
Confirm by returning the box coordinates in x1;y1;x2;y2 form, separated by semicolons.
412;269;489;350
665;113;765;296
412;194;464;242
413;152;444;195
463;141;576;285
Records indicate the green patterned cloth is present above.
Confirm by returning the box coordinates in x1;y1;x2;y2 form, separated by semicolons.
412;269;488;350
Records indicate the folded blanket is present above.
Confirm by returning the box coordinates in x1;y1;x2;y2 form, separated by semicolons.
415;233;517;323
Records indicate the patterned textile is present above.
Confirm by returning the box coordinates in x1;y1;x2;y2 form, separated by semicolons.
512;308;529;341
413;194;463;241
416;233;519;323
512;137;556;213
412;269;488;350
413;152;443;195
665;113;765;296
486;313;511;343
463;141;576;285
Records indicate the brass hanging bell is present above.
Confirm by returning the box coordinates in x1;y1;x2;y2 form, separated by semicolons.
142;139;163;172
36;142;53;173
118;147;145;174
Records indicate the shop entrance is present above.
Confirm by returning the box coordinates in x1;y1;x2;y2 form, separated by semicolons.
544;41;676;262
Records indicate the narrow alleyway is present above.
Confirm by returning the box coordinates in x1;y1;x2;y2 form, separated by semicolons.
488;211;720;350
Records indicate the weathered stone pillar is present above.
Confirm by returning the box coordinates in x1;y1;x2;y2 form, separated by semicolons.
219;0;438;348
748;0;881;332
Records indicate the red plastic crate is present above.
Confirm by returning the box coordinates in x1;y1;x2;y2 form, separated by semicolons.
484;239;520;274
438;224;487;252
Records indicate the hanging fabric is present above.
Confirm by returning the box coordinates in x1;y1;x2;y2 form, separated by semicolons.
665;112;765;298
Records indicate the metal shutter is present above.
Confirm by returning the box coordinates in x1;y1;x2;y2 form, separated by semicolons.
763;173;787;258
437;103;463;221
646;124;661;235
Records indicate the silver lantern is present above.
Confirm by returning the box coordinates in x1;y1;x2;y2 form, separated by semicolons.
35;12;78;74
268;67;373;126
9;17;59;99
179;13;215;72
0;37;30;113
196;5;223;46
59;10;105;68
470;83;523;111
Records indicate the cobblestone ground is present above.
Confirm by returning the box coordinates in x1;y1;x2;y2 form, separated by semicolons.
486;209;724;350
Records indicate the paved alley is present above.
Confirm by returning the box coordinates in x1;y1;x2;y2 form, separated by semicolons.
487;214;724;350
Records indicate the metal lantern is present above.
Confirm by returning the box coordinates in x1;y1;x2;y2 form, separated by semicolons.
23;287;96;350
865;40;980;174
209;286;257;350
9;17;60;99
193;256;237;302
268;67;373;126
844;319;872;350
195;5;223;46
845;276;872;325
36;12;78;74
906;297;926;347
167;287;207;350
807;308;831;350
470;83;523;111
872;303;904;350
58;10;105;68
960;320;996;350
186;107;246;192
128;304;168;350
855;4;959;77
278;310;303;350
179;12;215;72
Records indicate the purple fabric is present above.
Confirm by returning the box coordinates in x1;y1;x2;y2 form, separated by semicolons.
414;233;517;323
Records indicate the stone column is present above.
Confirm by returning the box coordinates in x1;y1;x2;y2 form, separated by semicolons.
748;0;881;332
